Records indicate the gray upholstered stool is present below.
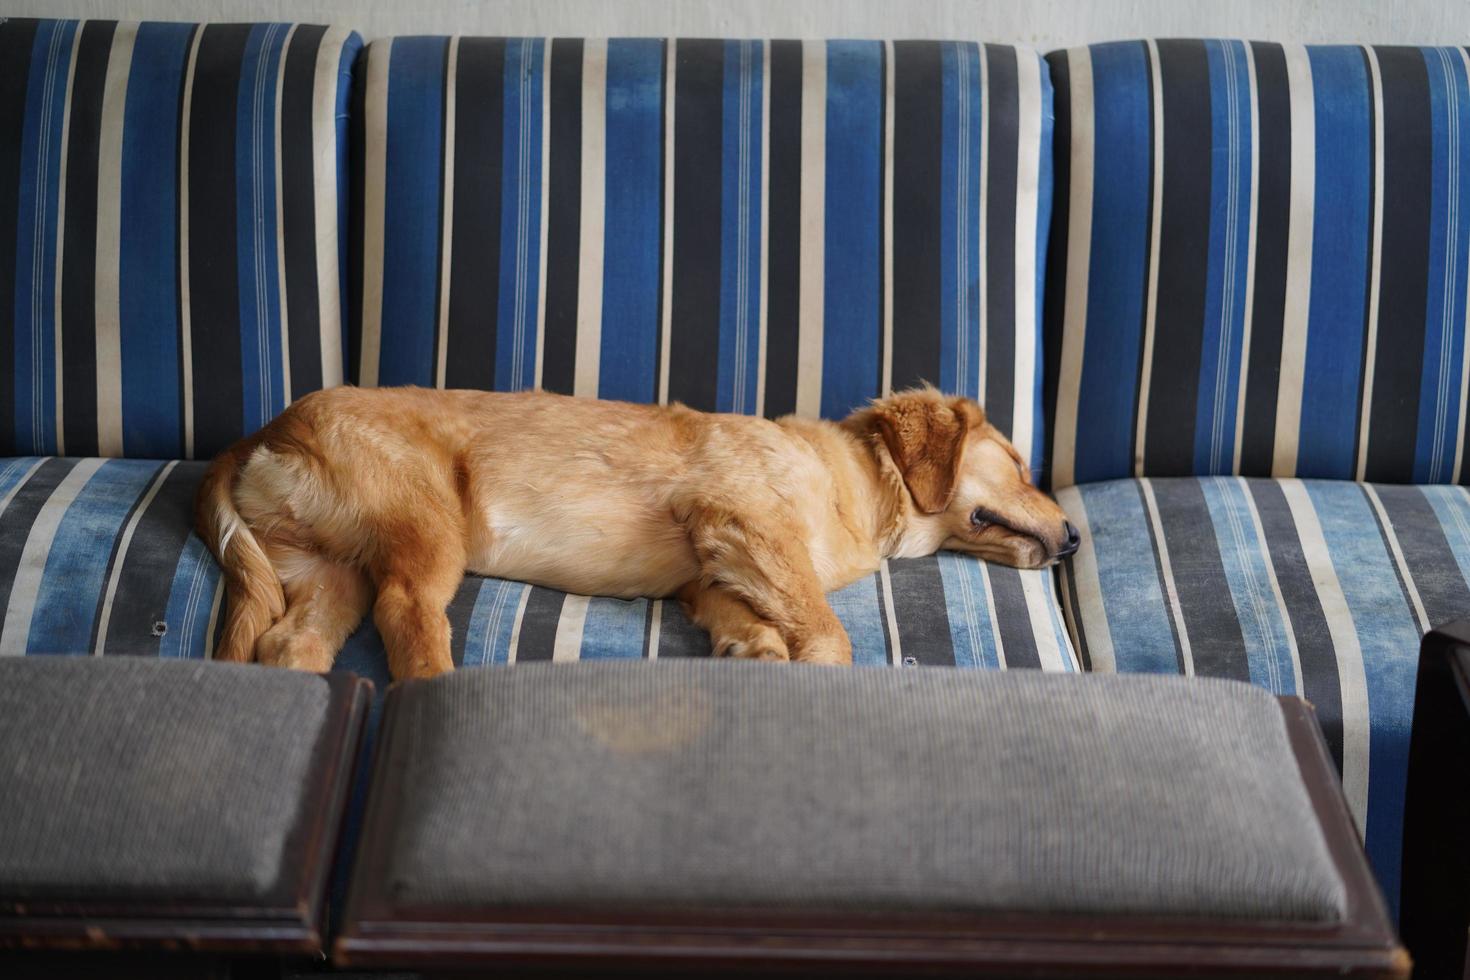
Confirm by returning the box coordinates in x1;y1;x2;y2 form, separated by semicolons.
338;662;1405;977
0;658;370;955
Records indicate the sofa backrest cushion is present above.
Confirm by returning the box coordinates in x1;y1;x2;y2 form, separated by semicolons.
351;38;1055;469
0;18;361;461
1045;41;1470;488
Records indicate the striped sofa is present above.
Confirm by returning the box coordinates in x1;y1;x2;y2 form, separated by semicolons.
0;16;1467;928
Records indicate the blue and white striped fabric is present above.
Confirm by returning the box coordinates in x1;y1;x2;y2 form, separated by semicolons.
1045;41;1470;489
1056;476;1470;915
0;456;1078;687
0;19;362;461
351;38;1055;470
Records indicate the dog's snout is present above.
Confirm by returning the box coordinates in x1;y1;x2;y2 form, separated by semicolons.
1058;521;1081;558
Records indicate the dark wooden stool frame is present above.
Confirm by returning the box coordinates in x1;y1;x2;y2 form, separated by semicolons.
0;671;373;958
337;688;1408;978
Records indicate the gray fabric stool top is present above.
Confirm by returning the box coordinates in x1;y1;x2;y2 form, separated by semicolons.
368;662;1348;921
0;657;332;902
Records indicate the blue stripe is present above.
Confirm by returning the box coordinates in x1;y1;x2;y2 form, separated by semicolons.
938;552;1001;668
12;20;76;457
1422;486;1470;588
235;23;290;430
495;38;544;393
1076;479;1179;672
0;457;43;504
716;39;763;414
119;22;192;459
1073;43;1152;484
1193;41;1252;475
1201;478;1296;693
159;532;222;659
463;577;527;666
820;40;882;420
1032;50;1055;477
828;573;889;666
598;39;664;403
380;36;446;386
1307;481;1420;917
1298;48;1372;478
28;460;161;653
1414;49;1470;483
580;595;649;659
337;33;363;361
939;43;983;400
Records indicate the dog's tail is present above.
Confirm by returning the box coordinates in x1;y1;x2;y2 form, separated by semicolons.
195;438;285;663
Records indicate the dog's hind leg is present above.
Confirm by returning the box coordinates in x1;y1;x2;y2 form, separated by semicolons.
369;520;466;681
677;582;790;661
254;553;372;672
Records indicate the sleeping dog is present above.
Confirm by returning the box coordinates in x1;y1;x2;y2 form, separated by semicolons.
196;386;1078;679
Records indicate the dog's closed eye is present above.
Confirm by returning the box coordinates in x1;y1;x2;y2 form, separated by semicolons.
970;508;995;530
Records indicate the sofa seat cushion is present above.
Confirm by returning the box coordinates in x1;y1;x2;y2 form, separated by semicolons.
0;19;361;461
0;456;1078;682
1056;475;1470;912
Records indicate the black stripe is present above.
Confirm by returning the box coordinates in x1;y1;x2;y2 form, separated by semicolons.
655;597;711;657
540;38;583;396
1239;42;1290;477
444;37;505;390
890;41;943;393
0;18;40;453
59;20;117;458
346;39;368;384
99;462;200;656
667;39;724;411
873;573;895;664
188;24;251;457
1059;558;1092;670
886;556;956;666
1150;478;1250;680
1039;50;1071;490
988;565;1040;669
1136;481;1186;672
1142;40;1212;476
1363;47;1432;482
1247;478;1345;772
983;44;1019;437
445;576;483;668
1372;485;1470;628
513;586;565;661
762;39;802;419
0;459;78;634
280;24;326;398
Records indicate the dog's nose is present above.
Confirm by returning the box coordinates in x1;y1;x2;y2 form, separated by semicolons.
1058;521;1081;558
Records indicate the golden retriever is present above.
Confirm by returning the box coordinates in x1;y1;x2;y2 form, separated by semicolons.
196;386;1077;679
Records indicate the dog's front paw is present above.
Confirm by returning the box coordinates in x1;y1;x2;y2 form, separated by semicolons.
791;631;852;666
713;622;790;662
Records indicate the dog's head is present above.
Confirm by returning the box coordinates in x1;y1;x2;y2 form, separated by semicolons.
847;388;1078;569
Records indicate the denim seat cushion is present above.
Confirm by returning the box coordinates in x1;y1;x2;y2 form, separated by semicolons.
0;456;1077;680
0;19;361;461
352;37;1055;470
1056;476;1470;915
1044;41;1470;489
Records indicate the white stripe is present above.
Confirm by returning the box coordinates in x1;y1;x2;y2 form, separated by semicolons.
1021;570;1067;671
202;576;224;660
358;39;392;387
434;37;459;389
646;598;663;659
1455;48;1470;483
1355;46;1386;482
505;582;532;664
573;41;607;399
795;40;826;418
1054;486;1115;671
657;40;676;404
53;24;82;457
878;559;901;666
1279;478;1371;831
1234;42;1262;473
1011;48;1043;460
92;460;177;655
94;23;136;458
311;28;350;389
1051;47;1094;490
1139;477;1194;675
1;458;106;655
1362;484;1430;634
274;25;296;404
552;594;589;661
535;38;552;389
178;26;203;456
1133;40;1165;478
880;40;894;398
1236;476;1304;696
1274;44;1316;477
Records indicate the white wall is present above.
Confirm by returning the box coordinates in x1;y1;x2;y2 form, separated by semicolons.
5;0;1468;49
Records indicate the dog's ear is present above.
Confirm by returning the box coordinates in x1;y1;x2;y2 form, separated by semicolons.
872;395;983;514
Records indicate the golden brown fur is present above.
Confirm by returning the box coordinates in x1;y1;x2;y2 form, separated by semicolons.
196;386;1075;678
